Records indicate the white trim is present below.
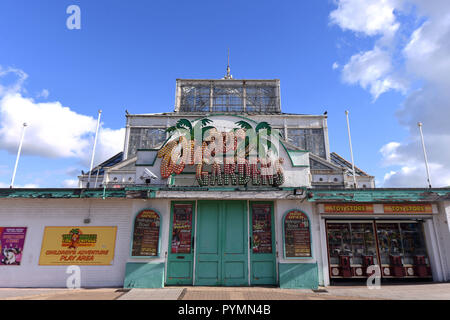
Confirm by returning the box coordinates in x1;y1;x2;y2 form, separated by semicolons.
247;200;251;286
192;200;198;285
319;213;330;286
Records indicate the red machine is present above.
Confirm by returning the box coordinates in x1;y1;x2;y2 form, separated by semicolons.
390;255;405;277
362;255;375;276
413;255;430;277
339;255;352;277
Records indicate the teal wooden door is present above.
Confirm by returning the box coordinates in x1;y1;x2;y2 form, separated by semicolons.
166;201;196;285
250;202;277;285
195;200;248;286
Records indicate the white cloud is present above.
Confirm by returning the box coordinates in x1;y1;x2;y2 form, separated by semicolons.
332;62;340;70
62;179;79;188
329;0;400;37
37;89;49;99
0;66;28;96
0;181;39;188
342;47;406;99
0;66;125;170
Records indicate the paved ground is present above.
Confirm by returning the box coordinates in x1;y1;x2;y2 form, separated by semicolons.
1;283;450;300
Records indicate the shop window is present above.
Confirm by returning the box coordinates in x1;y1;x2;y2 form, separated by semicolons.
131;209;161;257
326;222;378;277
283;210;312;258
376;222;429;266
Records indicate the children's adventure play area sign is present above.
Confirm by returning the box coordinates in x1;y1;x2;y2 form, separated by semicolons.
39;226;117;265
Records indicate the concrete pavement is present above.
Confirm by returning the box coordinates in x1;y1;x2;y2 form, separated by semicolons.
1;283;450;300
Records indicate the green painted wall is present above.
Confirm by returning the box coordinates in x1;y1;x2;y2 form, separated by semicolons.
279;263;319;289
123;262;165;288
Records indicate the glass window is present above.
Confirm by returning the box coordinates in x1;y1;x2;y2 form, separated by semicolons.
376;223;403;264
245;86;278;113
326;223;351;265
212;85;243;112
128;128;167;157
180;86;210;112
287;128;326;158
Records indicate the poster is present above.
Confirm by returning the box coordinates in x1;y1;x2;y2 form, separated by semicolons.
252;204;272;253
284;210;312;258
0;227;27;265
132;210;160;257
39;226;117;265
171;204;193;254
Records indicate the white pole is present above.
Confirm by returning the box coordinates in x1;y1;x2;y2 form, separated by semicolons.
10;123;27;188
345;110;357;188
87;110;102;188
418;122;432;188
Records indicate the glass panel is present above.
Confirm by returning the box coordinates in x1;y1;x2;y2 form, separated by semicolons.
212;85;243;112
326;223;351;265
180;86;211;112
287;128;326;158
400;222;428;265
245;86;278;113
132;210;160;257
171;204;193;254
252;203;272;253
127;128;167;157
376;223;403;264
349;223;377;265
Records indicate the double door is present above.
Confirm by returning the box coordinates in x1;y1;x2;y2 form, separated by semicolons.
166;200;277;286
195;200;248;286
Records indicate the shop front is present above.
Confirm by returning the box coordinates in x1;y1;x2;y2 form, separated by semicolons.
322;203;434;281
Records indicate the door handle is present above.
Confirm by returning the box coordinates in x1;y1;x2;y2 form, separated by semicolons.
249;236;252;250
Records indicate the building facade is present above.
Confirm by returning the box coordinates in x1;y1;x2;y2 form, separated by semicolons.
0;76;449;289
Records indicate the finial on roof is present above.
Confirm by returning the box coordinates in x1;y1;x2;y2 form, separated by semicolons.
224;48;233;79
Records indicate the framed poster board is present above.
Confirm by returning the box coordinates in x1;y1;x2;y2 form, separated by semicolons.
171;203;193;254
39;226;117;265
0;227;27;265
284;210;312;258
251;203;273;253
131;209;161;257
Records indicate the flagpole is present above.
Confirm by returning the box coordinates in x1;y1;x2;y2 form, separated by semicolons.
10;123;28;188
87;110;102;188
345;110;357;188
418;122;432;188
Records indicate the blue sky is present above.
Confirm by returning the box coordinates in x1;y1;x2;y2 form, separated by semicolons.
0;0;449;188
